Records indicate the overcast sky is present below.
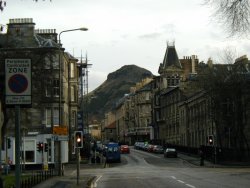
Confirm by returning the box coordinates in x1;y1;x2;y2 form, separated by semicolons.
1;0;250;91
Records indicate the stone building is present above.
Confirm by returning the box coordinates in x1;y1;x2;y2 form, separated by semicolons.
113;78;153;145
156;48;250;161
115;94;130;144
0;18;81;161
179;90;213;148
133;80;153;143
102;111;117;143
151;43;199;145
89;123;101;140
159;87;183;145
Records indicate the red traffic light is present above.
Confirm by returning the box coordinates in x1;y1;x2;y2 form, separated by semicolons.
208;135;214;145
74;131;83;148
37;142;44;152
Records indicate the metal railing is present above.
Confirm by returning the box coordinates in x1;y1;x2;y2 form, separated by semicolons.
9;169;55;188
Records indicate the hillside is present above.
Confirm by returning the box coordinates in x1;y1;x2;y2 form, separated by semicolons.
84;65;153;122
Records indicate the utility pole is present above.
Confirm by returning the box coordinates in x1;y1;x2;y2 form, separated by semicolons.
58;27;88;176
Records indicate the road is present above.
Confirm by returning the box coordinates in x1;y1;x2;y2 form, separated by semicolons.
77;148;250;188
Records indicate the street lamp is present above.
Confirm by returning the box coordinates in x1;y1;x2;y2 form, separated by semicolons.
57;27;88;176
58;27;88;127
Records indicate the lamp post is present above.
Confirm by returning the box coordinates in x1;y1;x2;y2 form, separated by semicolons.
58;27;88;127
57;27;88;176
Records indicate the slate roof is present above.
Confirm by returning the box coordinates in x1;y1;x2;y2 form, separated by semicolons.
162;45;182;69
158;44;182;74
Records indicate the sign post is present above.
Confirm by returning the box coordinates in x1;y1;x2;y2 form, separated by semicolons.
74;131;83;185
5;59;32;188
15;106;21;188
5;59;31;105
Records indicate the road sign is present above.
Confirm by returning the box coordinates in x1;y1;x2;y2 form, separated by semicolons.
53;126;68;135
52;135;68;141
5;59;31;105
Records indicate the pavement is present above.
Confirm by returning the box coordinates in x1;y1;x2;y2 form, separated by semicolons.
32;163;103;188
178;152;250;168
32;153;250;188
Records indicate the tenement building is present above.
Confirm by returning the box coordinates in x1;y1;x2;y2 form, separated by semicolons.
152;44;250;161
151;43;200;146
0;18;81;162
107;42;250;162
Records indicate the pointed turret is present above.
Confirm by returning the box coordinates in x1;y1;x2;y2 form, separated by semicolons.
158;42;182;74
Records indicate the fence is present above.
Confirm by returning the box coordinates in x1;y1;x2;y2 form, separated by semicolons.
166;143;250;163
10;169;55;188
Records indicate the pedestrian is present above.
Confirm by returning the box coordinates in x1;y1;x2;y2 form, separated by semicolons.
200;150;204;166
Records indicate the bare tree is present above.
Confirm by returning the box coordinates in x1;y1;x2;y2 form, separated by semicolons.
204;0;250;37
198;59;250;160
218;47;238;65
0;1;6;11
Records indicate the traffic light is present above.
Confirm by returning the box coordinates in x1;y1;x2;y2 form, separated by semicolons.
37;143;40;152
74;131;83;148
208;135;214;146
44;143;48;152
37;142;44;152
7;138;11;149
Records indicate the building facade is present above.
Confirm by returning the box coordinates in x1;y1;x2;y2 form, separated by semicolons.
0;18;81;163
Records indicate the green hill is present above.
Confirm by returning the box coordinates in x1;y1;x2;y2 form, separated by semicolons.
83;64;153;122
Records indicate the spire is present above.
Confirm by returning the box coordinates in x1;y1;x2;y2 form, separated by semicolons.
162;42;182;69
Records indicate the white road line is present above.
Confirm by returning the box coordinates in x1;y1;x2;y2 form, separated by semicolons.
95;175;102;183
177;180;185;184
186;184;196;188
171;176;196;188
92;175;102;188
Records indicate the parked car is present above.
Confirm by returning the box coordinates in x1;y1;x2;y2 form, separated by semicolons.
134;142;144;150
120;145;130;154
147;144;154;152
153;145;164;154
142;143;149;151
164;148;177;158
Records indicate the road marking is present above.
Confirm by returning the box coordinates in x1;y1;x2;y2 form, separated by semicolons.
186;184;196;188
171;176;196;188
92;175;102;188
96;175;102;183
177;180;185;183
